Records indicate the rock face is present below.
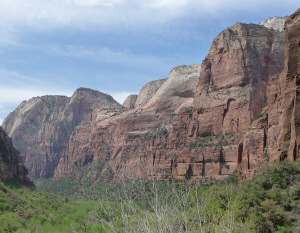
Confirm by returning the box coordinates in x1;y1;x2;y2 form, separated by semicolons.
278;9;300;162
236;9;300;178
167;22;285;180
123;94;137;109
0;127;32;185
2;88;122;178
193;22;284;137
260;16;286;32
135;78;167;107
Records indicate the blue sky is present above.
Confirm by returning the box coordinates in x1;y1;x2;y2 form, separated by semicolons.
0;0;299;124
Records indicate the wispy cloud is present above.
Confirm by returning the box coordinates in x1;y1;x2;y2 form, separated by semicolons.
0;0;297;30
45;45;180;72
66;0;125;7
0;0;297;48
0;67;68;90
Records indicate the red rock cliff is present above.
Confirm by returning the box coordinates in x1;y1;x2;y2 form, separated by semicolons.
278;9;300;162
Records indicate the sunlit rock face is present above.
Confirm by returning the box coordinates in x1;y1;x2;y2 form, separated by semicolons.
278;9;300;162
260;16;286;32
235;9;300;179
134;78;167;107
169;21;285;180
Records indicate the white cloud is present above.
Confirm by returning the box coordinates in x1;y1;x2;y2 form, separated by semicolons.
0;0;295;30
0;0;297;47
0;118;3;126
66;0;125;7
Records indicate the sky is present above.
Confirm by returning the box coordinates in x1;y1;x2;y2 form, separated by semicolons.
0;0;299;125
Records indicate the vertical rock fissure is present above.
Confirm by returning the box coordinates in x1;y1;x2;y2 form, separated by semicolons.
238;143;243;164
202;155;205;177
248;152;250;170
263;129;267;149
219;148;225;175
293;140;297;161
185;164;193;180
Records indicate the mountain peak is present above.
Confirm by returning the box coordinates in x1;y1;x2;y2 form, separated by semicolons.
259;16;286;32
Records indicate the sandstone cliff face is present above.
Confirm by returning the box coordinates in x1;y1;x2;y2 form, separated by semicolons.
193;22;284;137
2;88;122;178
134;78;167;107
278;9;300;162
0;127;32;185
54;65;201;180
234;10;300;179
166;22;285;180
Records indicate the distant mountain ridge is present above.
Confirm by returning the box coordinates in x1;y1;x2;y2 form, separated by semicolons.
2;88;122;178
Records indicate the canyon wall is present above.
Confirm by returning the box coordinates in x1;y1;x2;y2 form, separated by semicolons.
278;9;300;162
0;127;32;185
53;18;288;181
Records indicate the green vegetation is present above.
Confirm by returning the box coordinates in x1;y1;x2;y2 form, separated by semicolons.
185;133;240;150
1;161;300;232
256;112;265;120
262;152;270;159
283;141;290;149
0;182;104;232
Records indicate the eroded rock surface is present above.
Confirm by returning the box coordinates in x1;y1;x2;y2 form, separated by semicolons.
135;78;167;107
54;65;201;180
278;9;300;162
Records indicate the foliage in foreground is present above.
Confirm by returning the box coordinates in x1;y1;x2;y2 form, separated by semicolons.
1;161;300;232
